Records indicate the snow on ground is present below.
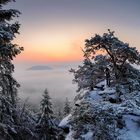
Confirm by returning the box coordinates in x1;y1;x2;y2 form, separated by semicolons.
81;131;93;140
87;90;102;102
119;115;140;140
65;131;74;140
98;87;115;95
64;80;140;140
96;80;106;87
87;80;116;102
59;114;71;128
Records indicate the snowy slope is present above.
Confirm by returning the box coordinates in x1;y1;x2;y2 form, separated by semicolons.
62;80;140;140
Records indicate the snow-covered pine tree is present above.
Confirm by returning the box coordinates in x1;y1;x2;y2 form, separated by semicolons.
84;29;140;100
0;0;24;136
70;54;110;94
63;97;71;117
70;58;94;92
67;30;140;139
36;89;57;140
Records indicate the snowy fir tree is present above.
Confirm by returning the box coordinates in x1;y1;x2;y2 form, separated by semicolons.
0;0;22;122
70;54;109;93
60;30;140;140
70;58;95;92
63;97;71;117
0;1;37;140
0;0;21;138
36;89;58;140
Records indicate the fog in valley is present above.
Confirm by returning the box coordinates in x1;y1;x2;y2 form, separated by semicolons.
13;61;80;108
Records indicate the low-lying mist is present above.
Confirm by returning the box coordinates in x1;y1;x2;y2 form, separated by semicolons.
13;62;80;107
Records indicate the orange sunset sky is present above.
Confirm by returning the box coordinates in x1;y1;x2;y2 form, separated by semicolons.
9;0;140;63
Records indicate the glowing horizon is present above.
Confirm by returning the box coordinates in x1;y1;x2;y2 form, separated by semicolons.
9;0;140;63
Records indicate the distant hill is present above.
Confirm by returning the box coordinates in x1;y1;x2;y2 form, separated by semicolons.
27;65;53;71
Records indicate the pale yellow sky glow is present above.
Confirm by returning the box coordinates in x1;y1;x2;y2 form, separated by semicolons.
14;25;140;63
11;0;140;63
14;24;100;63
14;35;84;62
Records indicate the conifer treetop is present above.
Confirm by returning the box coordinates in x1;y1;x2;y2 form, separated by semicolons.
0;0;15;5
85;29;140;66
0;0;23;61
